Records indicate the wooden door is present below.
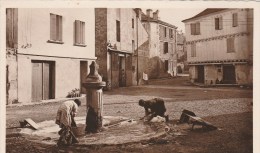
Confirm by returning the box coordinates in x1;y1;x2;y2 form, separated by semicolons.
197;65;205;83
223;65;236;84
32;61;54;102
32;62;43;102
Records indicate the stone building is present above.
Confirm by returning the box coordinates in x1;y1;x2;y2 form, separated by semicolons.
141;9;178;78
95;8;149;90
176;31;188;74
6;8;96;104
182;8;253;86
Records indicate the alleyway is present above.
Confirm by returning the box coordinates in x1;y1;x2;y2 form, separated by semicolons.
6;76;253;153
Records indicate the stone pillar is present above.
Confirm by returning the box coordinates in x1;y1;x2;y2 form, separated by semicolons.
83;61;106;133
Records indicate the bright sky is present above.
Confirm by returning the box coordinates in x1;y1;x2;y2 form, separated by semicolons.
142;8;205;32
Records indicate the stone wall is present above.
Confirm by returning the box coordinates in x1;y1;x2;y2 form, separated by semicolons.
235;64;252;85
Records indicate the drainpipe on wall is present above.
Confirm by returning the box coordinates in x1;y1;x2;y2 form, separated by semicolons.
136;11;139;85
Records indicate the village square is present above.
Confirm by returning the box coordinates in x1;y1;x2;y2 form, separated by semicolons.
4;6;254;153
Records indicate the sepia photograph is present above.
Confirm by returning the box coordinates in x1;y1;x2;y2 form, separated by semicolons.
1;1;259;153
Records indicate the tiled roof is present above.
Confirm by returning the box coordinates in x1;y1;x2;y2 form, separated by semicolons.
182;8;228;22
141;12;177;29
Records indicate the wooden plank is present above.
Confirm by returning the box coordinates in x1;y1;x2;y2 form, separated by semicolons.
24;118;39;130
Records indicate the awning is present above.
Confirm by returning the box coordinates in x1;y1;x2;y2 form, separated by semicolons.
107;47;133;55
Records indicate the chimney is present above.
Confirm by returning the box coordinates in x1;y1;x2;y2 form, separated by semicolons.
146;9;153;18
153;10;159;20
134;8;142;19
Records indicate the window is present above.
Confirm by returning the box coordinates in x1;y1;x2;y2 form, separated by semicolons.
49;13;63;42
132;18;134;28
191;22;200;35
74;20;85;46
164;60;169;72
164;27;167;37
132;40;135;52
164;42;168;54
232;13;238;27
116;20;120;42
215;17;223;30
191;43;196;57
227;37;235;53
169;29;173;38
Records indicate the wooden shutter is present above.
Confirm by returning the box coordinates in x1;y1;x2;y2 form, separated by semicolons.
132;18;134;28
50;14;56;40
58;15;62;41
32;62;43;102
43;63;50;100
116;20;120;42
164;27;167;37
191;23;195;35
233;13;238;27
227;37;235;52
195;22;200;35
219;17;223;29
75;20;80;44
215;18;219;30
164;42;168;53
82;22;85;44
191;43;196;57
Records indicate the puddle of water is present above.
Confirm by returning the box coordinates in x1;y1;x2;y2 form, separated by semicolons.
20;116;166;145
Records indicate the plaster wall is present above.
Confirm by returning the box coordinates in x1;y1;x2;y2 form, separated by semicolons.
17;8;96;59
17;54;91;103
187;36;249;62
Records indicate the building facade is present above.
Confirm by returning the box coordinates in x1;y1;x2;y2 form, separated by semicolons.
6;8;96;104
95;8;149;90
182;9;253;86
141;9;178;78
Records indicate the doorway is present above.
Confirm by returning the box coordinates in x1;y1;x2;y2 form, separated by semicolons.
31;61;55;102
197;65;205;83
223;65;236;84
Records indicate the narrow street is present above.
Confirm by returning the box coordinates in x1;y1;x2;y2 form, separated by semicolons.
6;76;253;153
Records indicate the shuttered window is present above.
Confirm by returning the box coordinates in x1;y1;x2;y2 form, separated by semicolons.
195;22;200;35
191;43;196;57
191;22;200;35
132;18;134;28
132;40;135;52
164;42;168;54
191;23;196;35
169;29;173;38
164;27;167;37
232;13;238;27
116;20;120;42
227;37;235;53
215;17;223;30
74;20;85;46
50;13;62;42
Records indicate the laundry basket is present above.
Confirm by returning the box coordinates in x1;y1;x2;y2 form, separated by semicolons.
71;124;86;137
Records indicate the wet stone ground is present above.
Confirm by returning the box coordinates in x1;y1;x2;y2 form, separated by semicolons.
19;116;168;146
6;77;253;153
